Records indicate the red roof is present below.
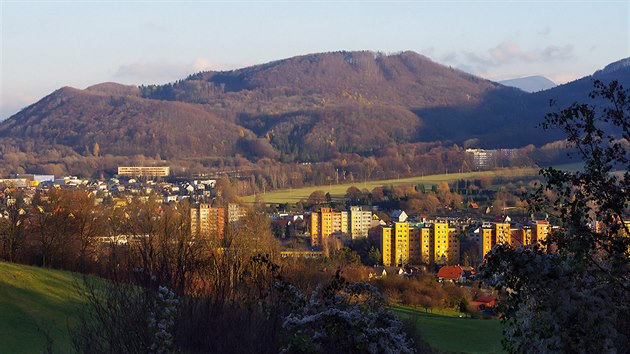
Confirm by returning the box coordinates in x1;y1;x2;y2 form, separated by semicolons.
472;295;497;309
473;295;496;304
437;266;464;279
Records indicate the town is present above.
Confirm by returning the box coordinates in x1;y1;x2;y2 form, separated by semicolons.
0;165;556;272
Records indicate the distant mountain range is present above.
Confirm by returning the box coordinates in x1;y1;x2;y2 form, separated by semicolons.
499;76;556;93
1;51;628;172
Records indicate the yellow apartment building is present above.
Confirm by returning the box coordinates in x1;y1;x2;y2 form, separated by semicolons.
381;221;460;266
533;220;551;244
381;222;410;266
433;222;460;265
480;221;549;259
310;208;348;247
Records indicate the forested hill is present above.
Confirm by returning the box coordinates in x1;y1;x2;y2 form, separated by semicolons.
140;51;504;108
0;86;248;160
416;57;630;147
0;51;628;176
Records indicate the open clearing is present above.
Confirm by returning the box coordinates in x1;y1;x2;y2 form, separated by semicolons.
0;262;85;353
243;167;540;204
392;306;505;353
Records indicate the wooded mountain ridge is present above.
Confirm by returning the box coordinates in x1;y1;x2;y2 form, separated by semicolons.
0;51;628;178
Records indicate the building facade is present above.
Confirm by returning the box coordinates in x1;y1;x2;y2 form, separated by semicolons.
310;208;348;247
227;203;248;223
381;221;460;266
479;221;551;259
190;204;225;240
349;206;372;239
117;166;170;178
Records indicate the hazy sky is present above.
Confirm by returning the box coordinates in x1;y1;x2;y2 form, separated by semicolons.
1;0;628;119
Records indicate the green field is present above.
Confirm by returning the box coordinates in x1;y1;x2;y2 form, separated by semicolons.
393;306;505;353
243;167;540;204
0;262;86;353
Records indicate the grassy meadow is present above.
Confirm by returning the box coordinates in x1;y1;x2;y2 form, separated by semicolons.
393;306;505;353
0;261;506;353
0;262;86;353
243;167;540;204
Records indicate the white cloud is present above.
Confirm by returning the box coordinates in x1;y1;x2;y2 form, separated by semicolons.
113;58;242;84
540;45;573;62
440;40;575;81
489;41;573;64
489;41;525;63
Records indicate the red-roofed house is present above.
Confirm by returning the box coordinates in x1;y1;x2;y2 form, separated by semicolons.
437;265;465;283
471;295;497;310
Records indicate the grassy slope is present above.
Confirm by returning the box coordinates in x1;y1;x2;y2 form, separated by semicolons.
392;306;505;353
243;167;539;204
0;262;85;353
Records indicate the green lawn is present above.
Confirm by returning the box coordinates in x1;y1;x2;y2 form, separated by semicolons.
392;306;505;353
243;167;540;204
0;262;86;353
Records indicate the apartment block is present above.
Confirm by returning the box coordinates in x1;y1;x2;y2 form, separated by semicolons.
227;203;248;223
532;220;551;244
310;208;348;247
479;221;549;260
349;206;372;239
381;221;460;266
117;166;170;178
381;222;410;266
190;204;225;240
432;222;460;265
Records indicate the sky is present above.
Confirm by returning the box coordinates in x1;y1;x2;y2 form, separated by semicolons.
1;0;628;119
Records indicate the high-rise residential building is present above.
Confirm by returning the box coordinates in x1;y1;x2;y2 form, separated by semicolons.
310;208;348;247
227;203;248;223
349;206;372;239
512;226;532;247
432;222;460;265
381;221;460;266
381;222;410;266
480;222;510;259
480;225;494;258
532;220;551;244
190;204;225;240
479;221;549;259
419;227;432;264
494;222;512;244
381;226;393;266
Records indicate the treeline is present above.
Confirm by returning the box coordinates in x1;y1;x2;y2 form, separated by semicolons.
0;188;424;352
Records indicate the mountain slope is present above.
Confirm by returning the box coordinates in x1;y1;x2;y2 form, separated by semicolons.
145;51;504;108
1;52;628;172
137;51;519;159
0;261;86;353
499;76;556;93
417;58;630;147
0;86;250;160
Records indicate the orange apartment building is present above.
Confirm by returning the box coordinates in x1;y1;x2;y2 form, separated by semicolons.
190;204;225;240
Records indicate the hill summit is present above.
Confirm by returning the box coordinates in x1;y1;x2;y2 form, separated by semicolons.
0;51;628;177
